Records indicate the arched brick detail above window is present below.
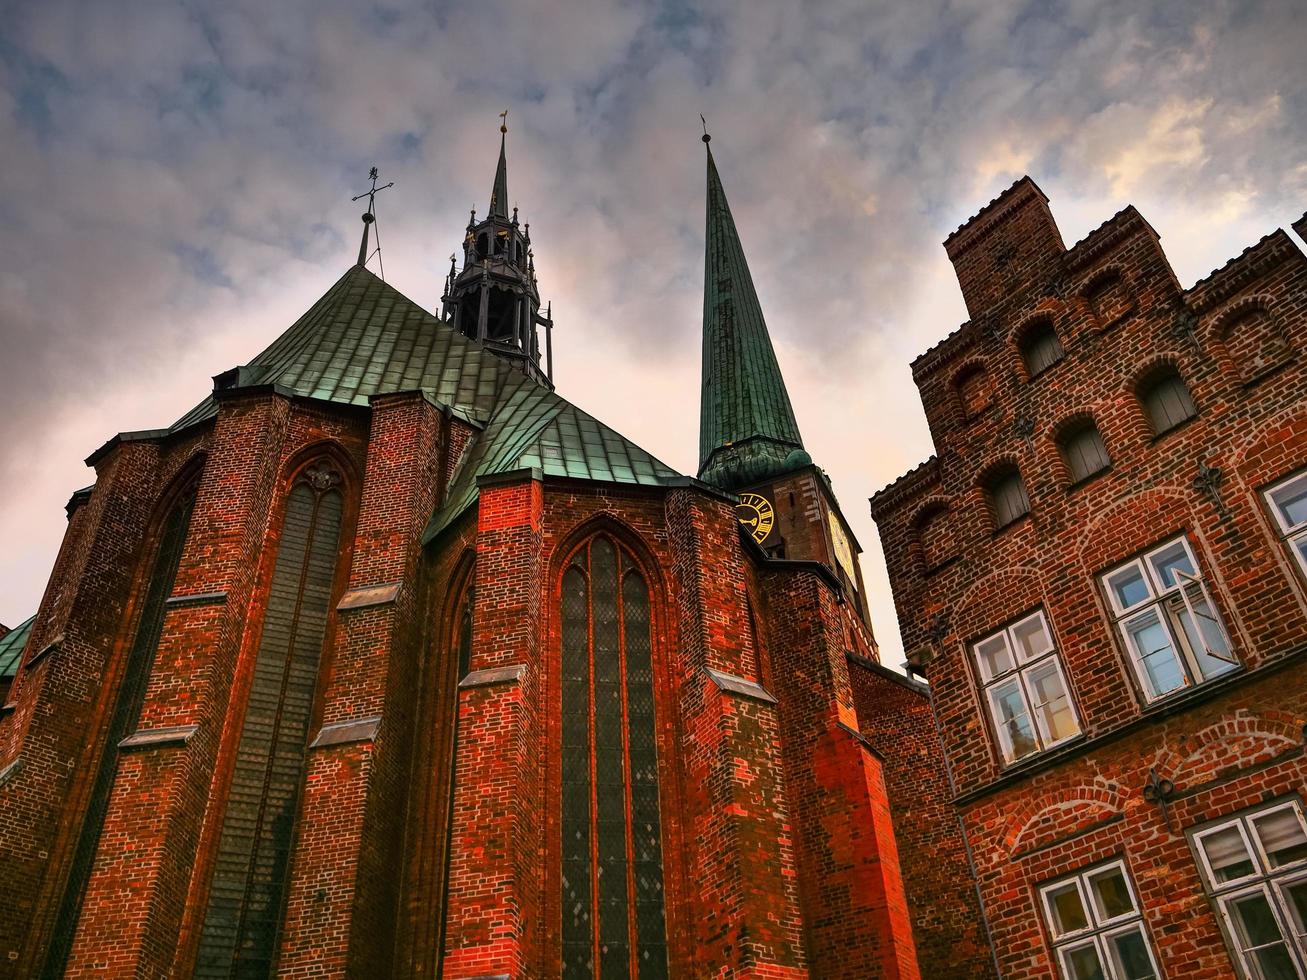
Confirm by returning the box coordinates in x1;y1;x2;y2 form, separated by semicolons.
1083;268;1136;330
1152;714;1306;793
1005;783;1128;855
952;361;992;422
912;498;955;573
1211;297;1294;384
1014;315;1065;381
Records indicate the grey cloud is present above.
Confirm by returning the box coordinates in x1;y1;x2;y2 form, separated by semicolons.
0;0;1303;662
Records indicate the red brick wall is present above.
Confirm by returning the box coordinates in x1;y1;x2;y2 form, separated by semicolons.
873;179;1307;977
851;659;996;979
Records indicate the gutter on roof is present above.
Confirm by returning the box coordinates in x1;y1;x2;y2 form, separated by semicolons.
65;486;94;518
84;429;173;467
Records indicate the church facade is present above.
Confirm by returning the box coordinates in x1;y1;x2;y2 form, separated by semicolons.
0;128;986;978
872;178;1307;978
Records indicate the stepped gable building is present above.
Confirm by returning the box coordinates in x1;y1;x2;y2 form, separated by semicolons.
0;124;983;979
871;179;1307;978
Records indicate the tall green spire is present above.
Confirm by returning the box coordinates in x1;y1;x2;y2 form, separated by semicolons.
489;115;509;219
697;134;809;491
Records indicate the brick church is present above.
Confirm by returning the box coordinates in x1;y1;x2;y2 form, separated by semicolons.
0;125;989;978
872;178;1307;979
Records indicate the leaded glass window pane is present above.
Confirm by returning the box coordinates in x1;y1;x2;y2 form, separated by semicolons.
1040;861;1158;980
560;538;667;978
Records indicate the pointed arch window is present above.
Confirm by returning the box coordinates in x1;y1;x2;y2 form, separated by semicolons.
44;478;198;976
560;536;667;978
197;461;347;978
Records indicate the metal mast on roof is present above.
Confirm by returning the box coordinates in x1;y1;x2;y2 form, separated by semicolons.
352;166;394;280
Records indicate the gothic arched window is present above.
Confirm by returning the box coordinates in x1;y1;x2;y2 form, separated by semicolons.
560;536;667;977
197;460;346;978
45;476;199;975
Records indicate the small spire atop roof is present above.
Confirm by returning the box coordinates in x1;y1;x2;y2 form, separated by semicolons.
350;166;394;277
489;112;510;219
697;130;809;491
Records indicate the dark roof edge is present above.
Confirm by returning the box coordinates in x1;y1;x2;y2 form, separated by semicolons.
868;456;941;517
65;485;94;518
85;429;173;467
1185;229;1300;314
943;176;1048;250
846;650;929;696
740;527;846;596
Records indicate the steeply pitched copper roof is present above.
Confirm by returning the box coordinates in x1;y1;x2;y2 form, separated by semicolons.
168;264;682;541
697;144;808;490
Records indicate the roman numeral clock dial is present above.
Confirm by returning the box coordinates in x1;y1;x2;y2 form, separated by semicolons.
736;492;775;544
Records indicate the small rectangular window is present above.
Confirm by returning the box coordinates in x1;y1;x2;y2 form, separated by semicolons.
1098;535;1238;703
1039;860;1160;979
972;610;1080;765
1190;799;1307;977
1265;471;1307;581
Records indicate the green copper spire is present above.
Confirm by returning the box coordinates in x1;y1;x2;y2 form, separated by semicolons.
697;133;809;491
489;113;509;219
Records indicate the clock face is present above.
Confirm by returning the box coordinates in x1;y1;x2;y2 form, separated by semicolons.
736;492;775;544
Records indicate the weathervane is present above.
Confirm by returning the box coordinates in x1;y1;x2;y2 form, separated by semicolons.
352;166;395;279
499;109;508;133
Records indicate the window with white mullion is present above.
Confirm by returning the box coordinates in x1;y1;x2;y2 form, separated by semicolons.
973;610;1079;765
1192;799;1307;979
1040;860;1160;980
1266;471;1307;580
1100;536;1237;703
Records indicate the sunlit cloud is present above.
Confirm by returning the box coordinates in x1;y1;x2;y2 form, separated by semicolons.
0;0;1303;665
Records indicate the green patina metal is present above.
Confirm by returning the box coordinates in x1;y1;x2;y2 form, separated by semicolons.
0;615;34;680
489;128;510;220
698;142;809;491
168;263;680;543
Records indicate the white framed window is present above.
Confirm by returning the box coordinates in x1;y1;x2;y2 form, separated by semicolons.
1039;859;1160;979
1191;799;1307;978
972;609;1080;765
1099;535;1237;703
1265;471;1307;580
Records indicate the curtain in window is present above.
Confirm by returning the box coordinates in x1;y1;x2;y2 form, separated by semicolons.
196;464;344;978
43;485;197;977
561;536;667;978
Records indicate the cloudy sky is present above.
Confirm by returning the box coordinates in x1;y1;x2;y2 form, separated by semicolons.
1;0;1303;662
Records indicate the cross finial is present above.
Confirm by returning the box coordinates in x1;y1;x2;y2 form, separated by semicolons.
351;166;395;277
499;109;508;134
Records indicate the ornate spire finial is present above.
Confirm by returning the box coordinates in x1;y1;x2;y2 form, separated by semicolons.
499;109;508;134
350;166;394;276
701;114;711;144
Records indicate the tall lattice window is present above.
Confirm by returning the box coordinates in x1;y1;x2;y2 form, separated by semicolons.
561;536;667;978
44;481;198;977
197;461;345;978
